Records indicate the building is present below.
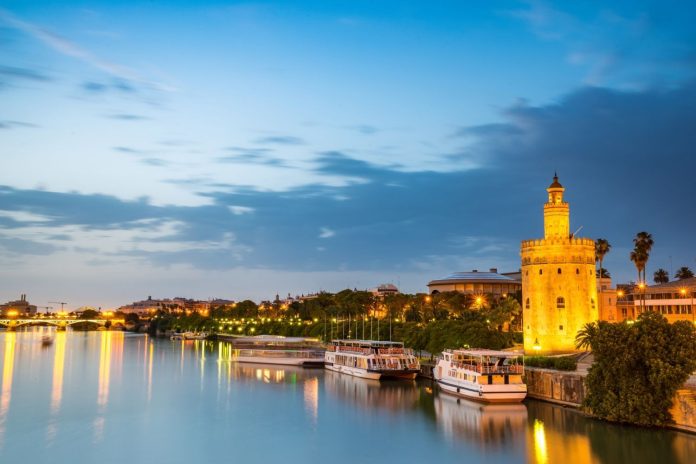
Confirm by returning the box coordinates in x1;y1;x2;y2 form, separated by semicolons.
521;175;598;354
427;269;521;300
616;278;695;323
597;276;618;321
371;283;400;298
0;294;37;316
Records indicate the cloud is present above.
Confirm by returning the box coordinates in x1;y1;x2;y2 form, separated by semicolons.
319;227;335;239
253;135;305;145
0;120;37;129
228;206;254;215
106;114;150;121
1;81;695;284
0;65;51;82
0;8;174;93
346;124;379;135
508;2;696;87
216;147;289;167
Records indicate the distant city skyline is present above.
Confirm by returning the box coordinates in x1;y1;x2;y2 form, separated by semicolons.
2;1;696;308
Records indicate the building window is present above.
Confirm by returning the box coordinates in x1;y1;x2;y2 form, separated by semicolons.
525;298;530;309
557;268;562;274
559;325;563;331
576;268;579;274
556;297;565;309
539;269;543;275
591;298;595;309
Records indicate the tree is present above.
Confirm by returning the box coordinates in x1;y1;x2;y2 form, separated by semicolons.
595;268;611;278
653;268;669;284
79;309;99;319
581;313;696;426
595;238;611;279
631;231;653;311
483;297;521;331
675;266;694;280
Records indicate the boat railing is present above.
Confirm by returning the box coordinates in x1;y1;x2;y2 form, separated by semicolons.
238;349;325;358
451;362;523;374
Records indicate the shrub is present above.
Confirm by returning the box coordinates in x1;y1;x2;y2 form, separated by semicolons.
524;355;577;371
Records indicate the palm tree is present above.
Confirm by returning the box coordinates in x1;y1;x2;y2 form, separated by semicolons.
633;232;654;282
575;322;598;351
595;239;611;279
653;268;669;284
675;266;695;280
632;232;654;312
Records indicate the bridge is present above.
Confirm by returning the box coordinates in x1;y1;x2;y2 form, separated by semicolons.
0;318;126;331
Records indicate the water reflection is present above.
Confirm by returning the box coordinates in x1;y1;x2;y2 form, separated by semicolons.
0;331;695;464
324;371;420;413
0;332;16;446
433;393;527;452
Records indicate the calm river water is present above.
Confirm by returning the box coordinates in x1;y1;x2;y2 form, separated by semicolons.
0;329;694;464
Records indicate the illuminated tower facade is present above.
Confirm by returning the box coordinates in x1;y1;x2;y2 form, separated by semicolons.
521;175;598;353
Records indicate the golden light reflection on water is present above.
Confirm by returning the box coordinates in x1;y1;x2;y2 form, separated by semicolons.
97;331;112;408
0;332;17;446
533;419;548;464
304;377;319;424
147;340;154;402
50;331;67;414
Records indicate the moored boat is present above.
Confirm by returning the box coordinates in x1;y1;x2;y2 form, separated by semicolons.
433;349;526;403
170;332;208;341
324;339;420;380
230;335;326;367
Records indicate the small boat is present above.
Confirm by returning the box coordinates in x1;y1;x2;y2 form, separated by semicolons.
229;335;326;367
324;339;420;380
41;335;54;347
433;349;526;403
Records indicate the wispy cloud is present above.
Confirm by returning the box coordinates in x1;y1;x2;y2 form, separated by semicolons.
319;227;335;239
106;113;150;121
0;65;51;82
254;135;305;145
0;8;174;92
0;120;38;129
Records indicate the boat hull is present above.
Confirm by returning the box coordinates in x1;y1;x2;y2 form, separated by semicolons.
325;363;382;380
236;356;325;367
436;379;527;403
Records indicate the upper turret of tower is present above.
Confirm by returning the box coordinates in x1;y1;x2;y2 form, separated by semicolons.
547;172;565;205
543;173;570;239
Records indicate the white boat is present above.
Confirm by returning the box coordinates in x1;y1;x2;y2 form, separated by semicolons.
434;349;527;403
230;335;326;367
324;339;420;380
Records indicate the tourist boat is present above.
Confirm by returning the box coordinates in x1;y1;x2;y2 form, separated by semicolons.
230;335;326;367
324;340;420;380
433;349;526;403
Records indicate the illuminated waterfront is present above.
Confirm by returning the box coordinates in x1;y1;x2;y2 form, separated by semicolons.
0;329;694;463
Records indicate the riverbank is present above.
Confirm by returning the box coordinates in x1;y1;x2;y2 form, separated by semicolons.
523;366;696;434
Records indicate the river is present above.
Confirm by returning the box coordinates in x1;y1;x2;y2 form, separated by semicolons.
0;329;694;463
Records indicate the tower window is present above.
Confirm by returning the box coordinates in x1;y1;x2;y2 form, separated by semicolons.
559;325;564;331
591;298;595;309
539;269;543;275
525;298;530;309
556;297;565;309
576;268;579;274
557;268;562;274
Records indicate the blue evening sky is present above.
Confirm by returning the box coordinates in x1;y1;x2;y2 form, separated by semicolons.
1;1;695;308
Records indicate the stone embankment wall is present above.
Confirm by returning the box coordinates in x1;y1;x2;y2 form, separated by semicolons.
524;367;696;434
524;367;586;406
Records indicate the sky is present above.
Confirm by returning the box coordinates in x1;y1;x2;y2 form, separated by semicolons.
1;0;696;309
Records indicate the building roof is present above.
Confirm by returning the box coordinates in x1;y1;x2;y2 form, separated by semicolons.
548;173;563;189
644;277;696;292
428;270;520;286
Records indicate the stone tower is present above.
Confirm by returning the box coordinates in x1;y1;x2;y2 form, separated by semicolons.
521;175;598;354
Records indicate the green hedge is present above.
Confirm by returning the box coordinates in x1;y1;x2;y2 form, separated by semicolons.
524;355;577;371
